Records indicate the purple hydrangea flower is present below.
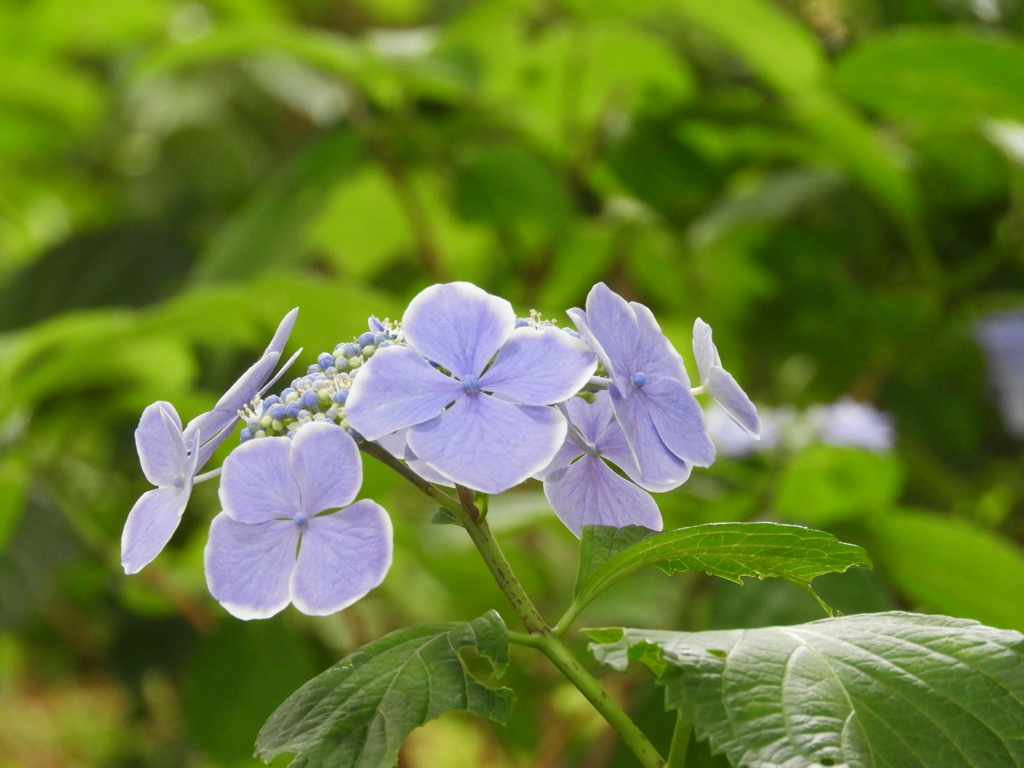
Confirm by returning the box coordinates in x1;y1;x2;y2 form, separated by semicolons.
693;318;760;437
976;312;1024;437
567;283;713;487
538;393;674;536
375;429;453;487
345;283;597;494
121;309;299;574
205;422;392;620
811;397;894;452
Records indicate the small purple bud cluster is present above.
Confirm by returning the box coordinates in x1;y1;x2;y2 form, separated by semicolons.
238;317;404;442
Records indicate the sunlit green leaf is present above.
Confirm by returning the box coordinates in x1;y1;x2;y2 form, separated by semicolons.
256;611;512;768
590;612;1024;768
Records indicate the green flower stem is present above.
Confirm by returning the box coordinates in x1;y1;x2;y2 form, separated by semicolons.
666;713;692;768
364;444;665;768
454;490;665;768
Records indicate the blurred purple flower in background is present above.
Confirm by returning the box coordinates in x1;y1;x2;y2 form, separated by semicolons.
121;309;300;574
346;282;596;493
205;422;392;620
811;397;894;452
976;311;1024;438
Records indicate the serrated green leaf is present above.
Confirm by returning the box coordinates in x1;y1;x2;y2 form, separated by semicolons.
574;524;660;598
256;611;513;768
566;523;870;627
590;612;1024;768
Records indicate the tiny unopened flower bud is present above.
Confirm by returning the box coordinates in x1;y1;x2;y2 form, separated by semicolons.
300;390;318;408
362;344;377;358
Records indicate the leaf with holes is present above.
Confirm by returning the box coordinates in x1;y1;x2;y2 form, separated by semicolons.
256;611;512;768
589;612;1024;768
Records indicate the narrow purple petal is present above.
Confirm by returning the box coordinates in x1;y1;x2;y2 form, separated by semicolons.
290;422;361;516
641;377;716;467
194;421;235;471
479;328;596;405
259;346;304;398
219;436;301;523
544;454;662;537
266;308;298;357
705;367;761;437
582;283;642;382
204;514;298;620
609;386;696;486
402;282;515;379
692;318;719;383
184;350;281;444
121;486;190;574
368;316;385;333
345;345;464;440
566;307;615;378
290;500;393;616
136;402;187;487
630;302;690;384
408;394;567;494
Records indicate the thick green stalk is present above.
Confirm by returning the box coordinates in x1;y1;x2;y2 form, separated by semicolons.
364;446;665;768
666;713;692;768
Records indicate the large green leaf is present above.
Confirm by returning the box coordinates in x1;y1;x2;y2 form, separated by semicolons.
869;510;1024;632
590;612;1024;768
574;524;660;597
564;523;869;629
256;611;513;768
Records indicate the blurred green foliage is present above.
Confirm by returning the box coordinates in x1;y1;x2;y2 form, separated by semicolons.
2;0;1024;766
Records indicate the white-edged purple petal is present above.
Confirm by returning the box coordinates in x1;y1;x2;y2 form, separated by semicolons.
544;454;662;537
631;302;690;384
408;394;567;494
204;514;299;620
219;436;301;523
120;486;191;574
345;345;464;441
640;377;715;467
194;422;235;470
479;327;596;405
579;283;642;382
290;422;361;516
136;402;187;487
609;386;696;487
704;367;761;437
692;318;719;382
402;282;515;379
290;500;393;616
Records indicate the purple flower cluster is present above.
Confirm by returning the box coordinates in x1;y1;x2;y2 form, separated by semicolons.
121;281;759;620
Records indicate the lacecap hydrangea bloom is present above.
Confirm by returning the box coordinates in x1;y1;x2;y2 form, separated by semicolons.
120;281;760;617
121;309;300;574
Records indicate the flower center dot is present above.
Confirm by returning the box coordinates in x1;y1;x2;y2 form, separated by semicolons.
461;375;480;392
172;475;184;488
293;513;308;527
632;372;647;388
